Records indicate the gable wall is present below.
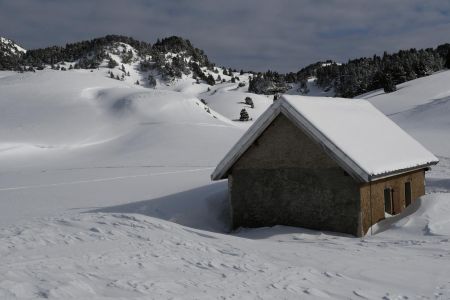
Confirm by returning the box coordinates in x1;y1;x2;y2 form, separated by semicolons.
229;113;362;236
233;114;337;170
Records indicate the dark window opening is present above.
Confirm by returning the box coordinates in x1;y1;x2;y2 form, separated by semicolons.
405;182;412;207
384;188;393;214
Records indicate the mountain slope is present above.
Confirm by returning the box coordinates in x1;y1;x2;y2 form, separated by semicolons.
3;34;450;100
9;35;218;84
0;37;26;70
0;37;26;54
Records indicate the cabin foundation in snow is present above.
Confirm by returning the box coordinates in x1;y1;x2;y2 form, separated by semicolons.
212;95;438;237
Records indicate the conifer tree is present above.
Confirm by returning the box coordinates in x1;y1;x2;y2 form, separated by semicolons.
380;73;396;93
108;58;118;68
239;108;249;121
245;96;254;108
206;74;215;86
445;51;450;69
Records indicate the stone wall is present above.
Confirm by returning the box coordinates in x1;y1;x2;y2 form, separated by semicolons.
229;113;362;236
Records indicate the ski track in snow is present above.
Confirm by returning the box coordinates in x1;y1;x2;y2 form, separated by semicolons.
0;168;213;192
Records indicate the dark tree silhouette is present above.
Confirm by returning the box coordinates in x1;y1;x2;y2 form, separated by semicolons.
239;108;249;121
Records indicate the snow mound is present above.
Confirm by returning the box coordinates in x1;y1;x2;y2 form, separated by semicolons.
0;70;237;149
372;193;450;237
202;89;272;125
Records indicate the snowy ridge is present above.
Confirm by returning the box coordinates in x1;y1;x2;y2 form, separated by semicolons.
0;37;26;55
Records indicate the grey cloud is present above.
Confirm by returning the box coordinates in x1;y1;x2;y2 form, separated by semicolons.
1;0;450;72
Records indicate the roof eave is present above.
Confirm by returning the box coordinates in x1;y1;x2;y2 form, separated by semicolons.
368;160;439;182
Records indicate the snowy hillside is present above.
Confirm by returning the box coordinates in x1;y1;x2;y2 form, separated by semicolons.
0;65;450;299
0;69;246;228
363;70;450;159
0;37;26;70
0;37;26;55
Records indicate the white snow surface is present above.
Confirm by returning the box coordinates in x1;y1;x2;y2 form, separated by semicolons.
283;95;438;178
0;61;450;299
362;70;450;158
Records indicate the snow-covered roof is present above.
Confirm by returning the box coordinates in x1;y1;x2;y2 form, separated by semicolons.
211;95;439;182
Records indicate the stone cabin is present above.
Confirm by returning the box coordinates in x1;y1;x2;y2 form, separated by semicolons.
211;95;439;237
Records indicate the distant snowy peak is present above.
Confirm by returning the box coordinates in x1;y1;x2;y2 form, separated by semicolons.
0;37;26;55
0;37;27;70
103;42;141;63
9;35;216;85
321;61;341;67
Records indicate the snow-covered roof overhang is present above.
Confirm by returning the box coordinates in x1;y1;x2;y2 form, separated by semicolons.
211;100;283;181
211;95;439;182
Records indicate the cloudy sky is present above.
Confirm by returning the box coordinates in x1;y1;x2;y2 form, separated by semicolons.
1;0;450;72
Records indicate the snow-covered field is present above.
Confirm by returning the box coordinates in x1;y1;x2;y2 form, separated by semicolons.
0;67;450;299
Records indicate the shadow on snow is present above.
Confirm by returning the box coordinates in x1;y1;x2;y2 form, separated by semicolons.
87;181;355;239
88;181;231;233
